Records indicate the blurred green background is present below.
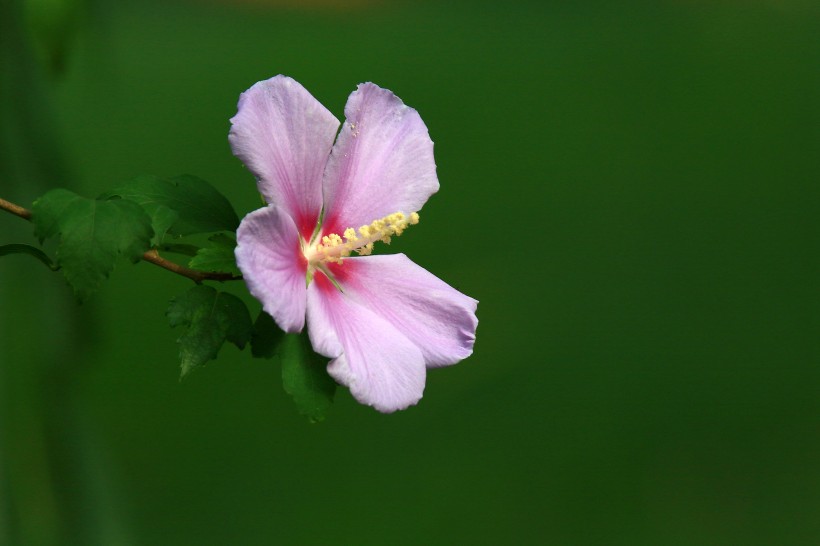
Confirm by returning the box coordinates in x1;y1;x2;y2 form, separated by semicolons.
1;0;818;544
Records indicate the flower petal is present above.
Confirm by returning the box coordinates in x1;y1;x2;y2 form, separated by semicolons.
235;205;307;333
229;75;340;239
306;272;426;413
321;83;439;236
336;254;477;367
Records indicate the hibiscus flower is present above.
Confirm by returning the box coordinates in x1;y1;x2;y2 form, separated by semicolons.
231;75;478;412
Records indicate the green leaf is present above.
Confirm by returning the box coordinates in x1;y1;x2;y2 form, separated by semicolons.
280;331;336;422
102;174;239;243
188;233;239;275
159;243;200;257
250;310;285;359
31;189;153;301
0;244;59;271
145;204;179;246
167;285;252;377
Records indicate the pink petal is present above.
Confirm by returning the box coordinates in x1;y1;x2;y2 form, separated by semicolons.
320;83;439;236
235;206;307;333
306;272;426;413
229;75;340;239
337;254;478;367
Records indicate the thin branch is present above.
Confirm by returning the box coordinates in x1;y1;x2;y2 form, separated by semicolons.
0;197;32;220
0;196;242;284
142;249;240;283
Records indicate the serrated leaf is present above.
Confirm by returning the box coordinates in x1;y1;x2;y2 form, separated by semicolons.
102;174;239;242
0;244;59;271
188;233;239;275
32;188;79;241
146;204;179;246
280;331;336;422
31;189;153;301
167;285;252;377
251;310;285;359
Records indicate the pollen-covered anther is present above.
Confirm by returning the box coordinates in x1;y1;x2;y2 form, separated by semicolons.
311;210;420;264
343;227;358;243
321;233;343;247
314;232;349;264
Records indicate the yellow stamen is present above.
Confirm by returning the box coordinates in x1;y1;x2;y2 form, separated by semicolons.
305;211;419;265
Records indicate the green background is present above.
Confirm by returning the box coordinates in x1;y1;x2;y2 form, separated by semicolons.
1;0;818;544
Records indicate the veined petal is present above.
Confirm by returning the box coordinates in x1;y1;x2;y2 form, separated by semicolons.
321;83;439;236
306;272;426;413
339;254;478;367
235;206;307;333
229;75;340;239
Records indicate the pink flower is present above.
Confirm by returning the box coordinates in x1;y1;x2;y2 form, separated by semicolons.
231;75;478;412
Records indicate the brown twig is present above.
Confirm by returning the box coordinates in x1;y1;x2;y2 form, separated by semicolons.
0;197;32;220
0;196;242;284
142;249;240;283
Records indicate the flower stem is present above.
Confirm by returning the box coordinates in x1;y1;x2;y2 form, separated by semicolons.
0;196;242;284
